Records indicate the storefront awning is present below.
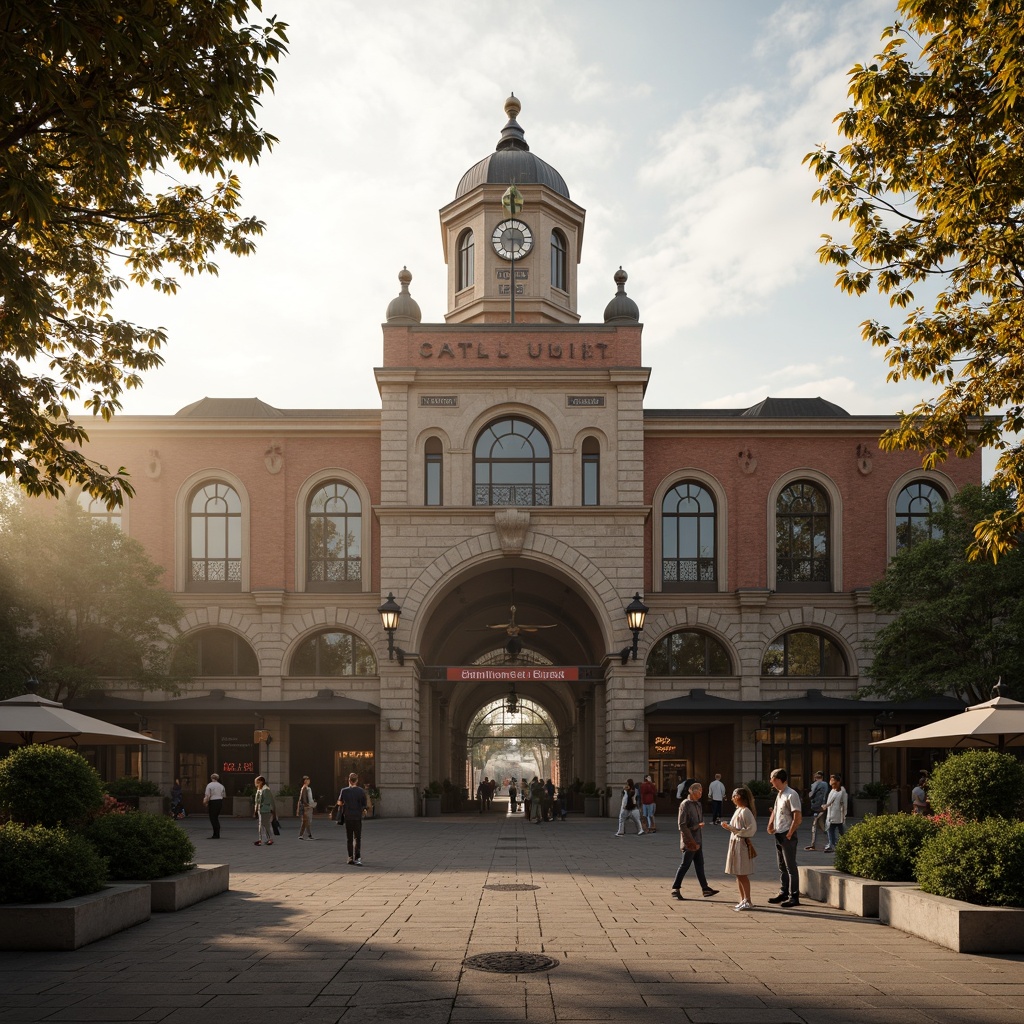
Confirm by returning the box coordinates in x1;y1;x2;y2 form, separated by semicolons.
645;687;965;716
68;689;380;715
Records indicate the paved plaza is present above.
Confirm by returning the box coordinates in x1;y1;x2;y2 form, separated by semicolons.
3;809;1023;1023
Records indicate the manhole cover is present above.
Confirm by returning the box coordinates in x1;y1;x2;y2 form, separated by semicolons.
484;883;539;891
463;951;559;973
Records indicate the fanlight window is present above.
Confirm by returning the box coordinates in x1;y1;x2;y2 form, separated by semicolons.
474;417;552;507
189;482;241;589
762;630;847;676
776;481;830;588
662;482;716;588
176;628;258;676
290;630;376;676
307;482;361;588
647;630;731;676
896;482;945;549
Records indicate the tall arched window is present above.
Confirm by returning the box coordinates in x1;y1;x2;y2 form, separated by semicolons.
662;482;716;590
175;628;259;676
289;630;376;676
474;417;551;506
425;437;443;506
189;482;241;591
78;491;122;529
647;630;731;675
896;482;945;550
457;229;474;290
776;481;830;591
307;482;361;590
762;630;847;676
581;436;600;506
551;229;567;291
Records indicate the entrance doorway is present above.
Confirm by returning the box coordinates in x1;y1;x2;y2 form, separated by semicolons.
467;695;559;799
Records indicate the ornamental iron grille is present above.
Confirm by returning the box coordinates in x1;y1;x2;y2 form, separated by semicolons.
189;482;241;588
647;629;731;676
662;481;716;588
895;481;945;550
474;417;552;507
775;481;830;588
307;482;361;588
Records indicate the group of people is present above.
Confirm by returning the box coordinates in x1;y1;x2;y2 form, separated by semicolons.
508;777;565;822
476;776;496;810
200;771;371;865
614;775;658;835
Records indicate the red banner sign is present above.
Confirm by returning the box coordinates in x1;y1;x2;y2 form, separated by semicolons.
445;666;579;682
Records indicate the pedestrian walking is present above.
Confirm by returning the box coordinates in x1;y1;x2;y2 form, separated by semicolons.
824;773;848;852
508;780;518;814
203;772;225;838
721;786;758;910
670;782;719;900
615;779;644;836
297;774;317;840
708;774;727;824
805;771;829;850
337;772;368;865
639;774;657;832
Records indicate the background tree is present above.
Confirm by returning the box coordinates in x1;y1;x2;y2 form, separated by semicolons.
805;1;1024;558
0;1;287;504
0;495;186;701
866;485;1024;704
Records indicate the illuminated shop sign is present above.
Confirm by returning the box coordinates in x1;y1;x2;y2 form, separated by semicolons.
652;735;678;755
446;666;580;682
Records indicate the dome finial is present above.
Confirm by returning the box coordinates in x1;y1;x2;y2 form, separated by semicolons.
497;93;528;153
505;93;521;120
386;266;421;324
604;266;640;322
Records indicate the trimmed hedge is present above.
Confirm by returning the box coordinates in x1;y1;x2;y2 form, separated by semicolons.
0;822;108;903
916;818;1024;908
0;744;104;828
927;750;1024;821
833;813;939;881
107;776;161;798
86;811;195;880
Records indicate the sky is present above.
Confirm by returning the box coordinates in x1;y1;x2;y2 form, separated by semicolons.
108;0;940;427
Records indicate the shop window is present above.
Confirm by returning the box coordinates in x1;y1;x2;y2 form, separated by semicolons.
776;481;830;591
762;630;847;676
307;482;361;590
760;724;846;799
473;417;551;506
188;482;242;591
175;628;258;676
289;629;376;676
895;481;945;550
457;229;474;290
551;229;567;291
581;436;599;506
662;481;716;590
647;630;731;675
425;437;443;506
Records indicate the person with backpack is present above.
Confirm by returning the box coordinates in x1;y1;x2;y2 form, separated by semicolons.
615;778;644;836
805;771;829;851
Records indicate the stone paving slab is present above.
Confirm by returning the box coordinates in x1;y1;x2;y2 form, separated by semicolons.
2;812;1024;1022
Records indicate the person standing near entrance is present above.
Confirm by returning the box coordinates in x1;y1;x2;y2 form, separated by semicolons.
338;773;368;864
253;775;275;846
203;772;225;839
824;773;848;853
639;775;657;833
805;771;829;851
766;768;802;907
508;779;518;814
708;774;727;825
297;775;316;840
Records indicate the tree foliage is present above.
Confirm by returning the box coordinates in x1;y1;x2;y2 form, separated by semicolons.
867;485;1024;703
0;0;287;504
805;0;1024;558
0;494;185;701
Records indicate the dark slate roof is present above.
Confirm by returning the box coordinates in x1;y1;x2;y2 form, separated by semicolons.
645;688;965;715
645;397;851;420
174;398;378;421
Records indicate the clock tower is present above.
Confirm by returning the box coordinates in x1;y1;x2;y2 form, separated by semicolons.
440;95;585;324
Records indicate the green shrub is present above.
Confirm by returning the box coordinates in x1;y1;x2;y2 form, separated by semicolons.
86;811;195;880
746;779;773;800
107;776;160;798
0;822;108;903
0;744;104;828
927;750;1024;821
916;818;1024;907
833;813;939;881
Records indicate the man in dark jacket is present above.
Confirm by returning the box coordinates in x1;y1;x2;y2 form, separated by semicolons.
337;773;368;865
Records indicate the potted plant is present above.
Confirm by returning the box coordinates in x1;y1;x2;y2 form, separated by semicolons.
107;777;164;814
583;781;602;817
367;786;381;818
276;783;297;816
855;780;893;816
745;778;774;815
422;781;442;817
233;784;255;818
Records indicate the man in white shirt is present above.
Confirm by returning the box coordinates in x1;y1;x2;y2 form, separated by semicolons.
766;767;802;907
203;772;227;839
708;774;727;824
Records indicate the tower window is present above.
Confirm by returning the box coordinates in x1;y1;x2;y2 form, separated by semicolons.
551;229;567;291
457;229;474;290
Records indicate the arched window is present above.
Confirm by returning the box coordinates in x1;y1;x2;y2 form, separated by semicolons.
647;630;731;675
473;417;551;506
425;436;443;506
78;491;122;529
189;482;241;591
289;630;376;676
457;229;474;290
175;628;259;676
307;482;361;590
662;482;716;590
896;482;945;549
762;630;847;676
776;481;830;591
550;229;567;291
581;436;600;506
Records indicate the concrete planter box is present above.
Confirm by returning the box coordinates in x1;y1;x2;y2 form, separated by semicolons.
0;883;151;951
802;865;917;918
138;796;166;815
880;885;1024;954
232;796;252;817
140;864;229;913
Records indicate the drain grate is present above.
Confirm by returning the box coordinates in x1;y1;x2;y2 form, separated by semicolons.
463;951;560;973
483;883;539;892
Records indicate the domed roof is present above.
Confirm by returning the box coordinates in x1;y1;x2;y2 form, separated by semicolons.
386;267;421;323
455;95;570;200
603;267;640;322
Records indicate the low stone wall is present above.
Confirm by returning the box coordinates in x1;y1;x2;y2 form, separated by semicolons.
802;865;917;918
0;884;151;951
147;864;229;912
880;886;1024;954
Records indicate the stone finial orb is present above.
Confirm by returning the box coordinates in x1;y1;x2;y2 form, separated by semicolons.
386;266;422;323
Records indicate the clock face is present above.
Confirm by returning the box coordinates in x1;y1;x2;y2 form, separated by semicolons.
492;219;534;260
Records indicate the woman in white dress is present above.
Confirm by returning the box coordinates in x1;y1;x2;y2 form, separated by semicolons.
720;786;757;910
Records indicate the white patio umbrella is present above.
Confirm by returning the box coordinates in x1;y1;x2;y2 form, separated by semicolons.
870;687;1024;752
0;693;164;746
